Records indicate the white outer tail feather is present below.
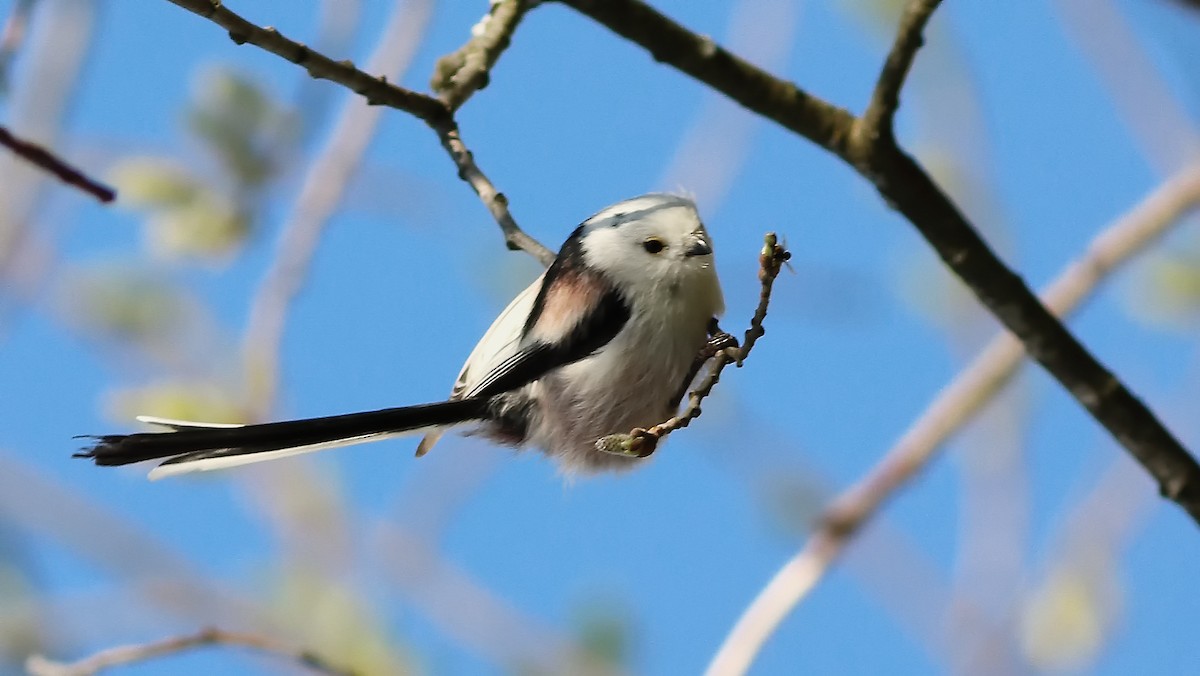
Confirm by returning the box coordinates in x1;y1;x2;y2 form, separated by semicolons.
136;416;445;480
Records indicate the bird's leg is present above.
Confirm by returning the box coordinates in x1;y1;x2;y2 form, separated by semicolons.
668;318;739;411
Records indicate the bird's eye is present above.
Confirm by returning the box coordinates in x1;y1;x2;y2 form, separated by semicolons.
643;238;666;254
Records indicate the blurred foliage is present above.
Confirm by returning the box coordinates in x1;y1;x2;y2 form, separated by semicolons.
109;67;296;262
241;463;353;575
1019;561;1122;672
109;157;206;209
105;380;248;427
54;264;230;372
187;68;296;190
57;264;187;344
268;567;414;676
571;597;636;672
1126;248;1200;328
145;188;247;261
0;559;44;674
834;0;908;36
110;158;248;261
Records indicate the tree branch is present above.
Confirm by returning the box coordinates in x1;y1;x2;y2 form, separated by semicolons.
437;125;557;265
706;162;1200;676
554;0;856;155
555;0;1200;523
25;627;355;676
0;125;114;203
163;0;448;126
856;0;941;144
161;0;554;264
431;0;534;110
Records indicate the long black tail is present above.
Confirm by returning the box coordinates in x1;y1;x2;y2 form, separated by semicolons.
76;397;491;475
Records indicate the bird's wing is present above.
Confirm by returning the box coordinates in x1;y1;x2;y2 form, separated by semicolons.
450;273;544;400
415;268;631;456
416;274;543;457
463;267;630;399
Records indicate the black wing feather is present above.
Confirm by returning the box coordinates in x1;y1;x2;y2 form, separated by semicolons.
466;287;629;399
466;235;630;401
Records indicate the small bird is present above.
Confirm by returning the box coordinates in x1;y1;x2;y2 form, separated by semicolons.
77;193;727;479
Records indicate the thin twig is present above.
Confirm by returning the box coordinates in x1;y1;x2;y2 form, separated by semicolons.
437;126;556;264
160;0;553;265
558;0;1200;524
431;0;534;110
25;627;356;676
706;163;1200;676
0;125;114;203
856;0;941;144
597;234;789;457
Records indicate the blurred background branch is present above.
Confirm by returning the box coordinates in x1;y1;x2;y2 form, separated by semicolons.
26;627;355;676
707;162;1200;676
0;0;35;93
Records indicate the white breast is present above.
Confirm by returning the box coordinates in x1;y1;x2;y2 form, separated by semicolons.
528;285;718;473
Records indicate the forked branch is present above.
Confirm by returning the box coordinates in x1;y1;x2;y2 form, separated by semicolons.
161;0;553;265
556;0;1200;524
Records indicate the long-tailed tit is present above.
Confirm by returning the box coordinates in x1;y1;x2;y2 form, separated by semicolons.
77;194;728;479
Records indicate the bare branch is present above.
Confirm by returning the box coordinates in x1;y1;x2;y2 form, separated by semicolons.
855;140;1200;523
557;0;1200;523
432;0;534;110
437;125;557;265
0;125;114;203
160;0;553;265
597;234;789;457
25;627;355;676
856;0;942;144
163;0;448;126
555;0;856;155
706;163;1200;676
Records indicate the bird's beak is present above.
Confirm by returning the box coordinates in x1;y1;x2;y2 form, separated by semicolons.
684;235;712;257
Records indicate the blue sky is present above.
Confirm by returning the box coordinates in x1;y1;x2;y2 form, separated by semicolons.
2;0;1200;674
